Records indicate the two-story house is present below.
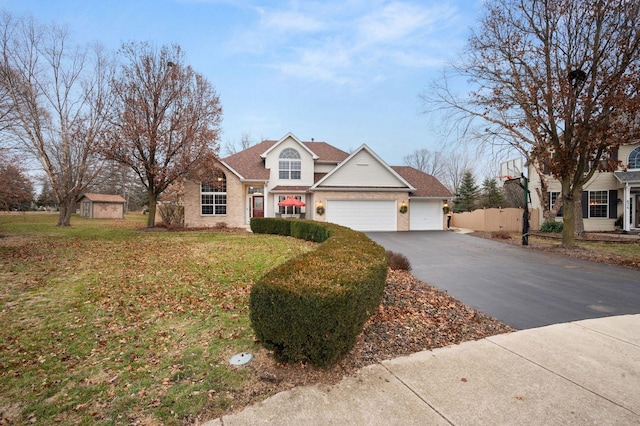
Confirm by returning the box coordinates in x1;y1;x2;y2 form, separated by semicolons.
529;142;640;233
183;133;452;231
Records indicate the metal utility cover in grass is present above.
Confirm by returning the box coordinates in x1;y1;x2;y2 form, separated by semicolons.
229;352;253;365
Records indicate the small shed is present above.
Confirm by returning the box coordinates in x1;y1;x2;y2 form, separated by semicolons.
77;193;127;219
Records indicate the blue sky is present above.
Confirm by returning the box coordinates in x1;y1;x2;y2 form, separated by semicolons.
2;0;484;166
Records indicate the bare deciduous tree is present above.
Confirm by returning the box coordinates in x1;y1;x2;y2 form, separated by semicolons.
88;161;147;212
403;149;445;179
102;42;222;227
0;13;115;226
222;132;255;156
442;152;473;194
425;0;640;246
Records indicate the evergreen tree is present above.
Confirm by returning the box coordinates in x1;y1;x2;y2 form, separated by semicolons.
453;171;479;212
36;180;58;209
480;178;505;208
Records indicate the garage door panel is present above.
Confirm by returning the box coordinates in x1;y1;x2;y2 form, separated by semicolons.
410;200;442;230
327;200;396;231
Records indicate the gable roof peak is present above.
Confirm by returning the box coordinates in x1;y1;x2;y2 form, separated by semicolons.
312;143;416;191
260;132;319;160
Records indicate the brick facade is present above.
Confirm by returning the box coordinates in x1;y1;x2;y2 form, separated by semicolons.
183;167;247;228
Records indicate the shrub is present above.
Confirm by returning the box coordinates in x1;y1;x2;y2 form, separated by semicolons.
158;204;184;226
250;217;291;236
249;219;387;366
290;220;331;243
386;250;412;271
540;220;563;233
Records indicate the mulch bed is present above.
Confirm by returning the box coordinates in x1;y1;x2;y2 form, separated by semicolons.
206;269;514;422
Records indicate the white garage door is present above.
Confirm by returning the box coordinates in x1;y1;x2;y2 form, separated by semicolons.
326;200;397;231
410;200;443;230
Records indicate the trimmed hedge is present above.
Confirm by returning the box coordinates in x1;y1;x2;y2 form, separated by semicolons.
249;218;388;366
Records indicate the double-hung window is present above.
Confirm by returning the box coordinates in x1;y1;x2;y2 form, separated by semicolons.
201;171;227;215
588;190;608;218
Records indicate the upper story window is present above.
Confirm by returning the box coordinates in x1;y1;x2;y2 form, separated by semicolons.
629;147;640;170
279;148;301;180
201;169;227;215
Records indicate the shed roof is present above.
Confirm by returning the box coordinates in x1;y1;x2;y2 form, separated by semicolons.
79;193;126;203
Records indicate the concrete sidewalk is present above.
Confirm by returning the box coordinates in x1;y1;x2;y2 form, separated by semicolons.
204;314;640;425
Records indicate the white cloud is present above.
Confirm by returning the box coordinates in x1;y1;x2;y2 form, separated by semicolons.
257;8;324;33
229;1;468;86
357;2;435;45
272;44;355;85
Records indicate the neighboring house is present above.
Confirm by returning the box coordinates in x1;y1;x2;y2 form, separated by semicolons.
529;142;640;232
183;133;452;231
77;193;127;219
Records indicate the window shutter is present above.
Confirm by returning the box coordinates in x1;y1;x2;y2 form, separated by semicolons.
581;191;588;218
609;190;617;219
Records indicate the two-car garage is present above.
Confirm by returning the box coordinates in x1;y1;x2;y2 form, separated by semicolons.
325;199;444;232
326;200;397;231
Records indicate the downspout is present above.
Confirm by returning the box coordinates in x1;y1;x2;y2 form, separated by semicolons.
623;183;631;233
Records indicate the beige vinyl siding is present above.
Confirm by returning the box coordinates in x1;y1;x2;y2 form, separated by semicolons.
320;150;405;188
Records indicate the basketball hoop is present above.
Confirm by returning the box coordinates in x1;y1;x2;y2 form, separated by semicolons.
500;158;522;181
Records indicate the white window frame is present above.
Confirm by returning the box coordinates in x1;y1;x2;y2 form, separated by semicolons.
629;146;640;170
278;195;304;215
549;191;562;217
588;190;608;218
279;148;301;180
201;172;227;216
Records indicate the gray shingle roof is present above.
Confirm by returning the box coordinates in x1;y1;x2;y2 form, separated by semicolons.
614;171;640;183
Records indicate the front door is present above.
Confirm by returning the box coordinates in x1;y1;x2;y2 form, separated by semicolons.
252;196;264;218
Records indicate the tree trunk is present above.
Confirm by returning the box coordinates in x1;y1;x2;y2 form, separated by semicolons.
536;175;554;222
146;191;157;228
57;200;73;227
574;191;585;236
561;179;576;247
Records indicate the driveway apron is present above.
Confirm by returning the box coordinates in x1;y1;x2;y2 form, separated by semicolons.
366;231;640;329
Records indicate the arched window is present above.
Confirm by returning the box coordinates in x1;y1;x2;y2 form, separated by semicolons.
629;146;640;169
279;148;301;179
201;169;227;215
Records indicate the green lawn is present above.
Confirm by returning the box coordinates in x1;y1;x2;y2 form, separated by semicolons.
0;213;314;425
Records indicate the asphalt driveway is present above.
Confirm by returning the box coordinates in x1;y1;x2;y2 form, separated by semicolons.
366;231;640;330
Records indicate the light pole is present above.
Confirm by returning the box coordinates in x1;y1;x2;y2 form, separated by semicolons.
504;174;531;245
